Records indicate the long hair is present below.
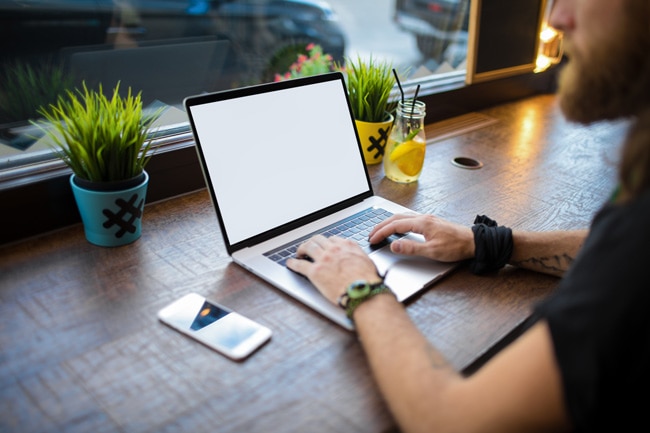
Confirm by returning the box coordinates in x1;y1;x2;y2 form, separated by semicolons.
615;1;650;203
618;110;650;202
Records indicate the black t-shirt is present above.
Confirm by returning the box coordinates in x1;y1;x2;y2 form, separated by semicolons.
533;189;650;432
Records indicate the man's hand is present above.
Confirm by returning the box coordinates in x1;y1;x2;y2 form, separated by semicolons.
286;235;382;304
369;214;475;262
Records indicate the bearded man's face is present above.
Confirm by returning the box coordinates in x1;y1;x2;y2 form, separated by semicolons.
556;0;650;123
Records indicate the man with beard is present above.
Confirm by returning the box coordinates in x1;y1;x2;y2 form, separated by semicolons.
287;0;650;431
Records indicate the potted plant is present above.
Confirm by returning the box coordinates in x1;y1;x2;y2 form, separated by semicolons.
343;55;397;165
32;81;162;247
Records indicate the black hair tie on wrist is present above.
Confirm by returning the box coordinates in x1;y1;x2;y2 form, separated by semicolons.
469;215;513;275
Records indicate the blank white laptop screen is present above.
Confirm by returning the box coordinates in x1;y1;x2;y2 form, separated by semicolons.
188;78;370;246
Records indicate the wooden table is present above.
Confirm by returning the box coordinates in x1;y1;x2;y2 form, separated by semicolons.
0;94;628;433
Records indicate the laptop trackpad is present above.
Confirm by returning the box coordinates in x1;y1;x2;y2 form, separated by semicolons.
370;234;453;302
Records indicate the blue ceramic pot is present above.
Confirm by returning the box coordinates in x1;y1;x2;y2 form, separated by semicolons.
70;171;149;247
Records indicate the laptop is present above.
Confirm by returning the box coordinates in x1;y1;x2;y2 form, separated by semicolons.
184;72;457;330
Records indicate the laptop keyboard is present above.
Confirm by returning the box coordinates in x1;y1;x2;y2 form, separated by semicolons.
264;207;401;266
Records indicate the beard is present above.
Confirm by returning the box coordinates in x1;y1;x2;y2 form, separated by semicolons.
557;2;650;124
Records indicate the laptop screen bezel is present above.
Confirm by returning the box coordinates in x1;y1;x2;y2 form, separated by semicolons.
184;72;375;255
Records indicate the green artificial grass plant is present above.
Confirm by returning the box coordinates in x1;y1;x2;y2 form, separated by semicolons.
344;55;397;123
33;82;162;183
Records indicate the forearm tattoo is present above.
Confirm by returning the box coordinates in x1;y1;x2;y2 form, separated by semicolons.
511;253;575;274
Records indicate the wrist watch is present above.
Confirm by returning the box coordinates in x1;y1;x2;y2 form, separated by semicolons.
338;280;393;319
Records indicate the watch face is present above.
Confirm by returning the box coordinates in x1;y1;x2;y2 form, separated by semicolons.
348;281;371;299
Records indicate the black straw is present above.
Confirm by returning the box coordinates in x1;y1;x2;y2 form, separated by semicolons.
410;84;420;118
393;68;404;104
403;84;421;136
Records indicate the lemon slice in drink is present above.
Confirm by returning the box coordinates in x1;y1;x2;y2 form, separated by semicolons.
389;139;425;176
389;139;423;161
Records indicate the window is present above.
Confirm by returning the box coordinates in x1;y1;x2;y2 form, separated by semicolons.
1;0;473;175
0;0;557;244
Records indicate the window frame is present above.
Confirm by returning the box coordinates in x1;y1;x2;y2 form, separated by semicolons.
0;68;557;246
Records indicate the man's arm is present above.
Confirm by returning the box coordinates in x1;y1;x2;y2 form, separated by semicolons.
369;214;587;277
287;236;572;432
353;295;570;433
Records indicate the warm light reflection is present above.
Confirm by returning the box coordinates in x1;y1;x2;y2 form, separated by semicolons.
540;26;559;44
513;106;542;161
535;25;563;72
535;0;563;73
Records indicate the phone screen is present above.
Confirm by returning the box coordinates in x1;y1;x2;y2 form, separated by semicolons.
158;293;272;360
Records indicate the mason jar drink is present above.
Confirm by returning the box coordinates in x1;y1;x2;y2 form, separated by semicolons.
384;99;426;183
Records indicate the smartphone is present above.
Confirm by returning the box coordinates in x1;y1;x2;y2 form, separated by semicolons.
158;292;272;360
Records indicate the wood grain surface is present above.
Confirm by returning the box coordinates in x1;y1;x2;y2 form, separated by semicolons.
0;94;629;433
